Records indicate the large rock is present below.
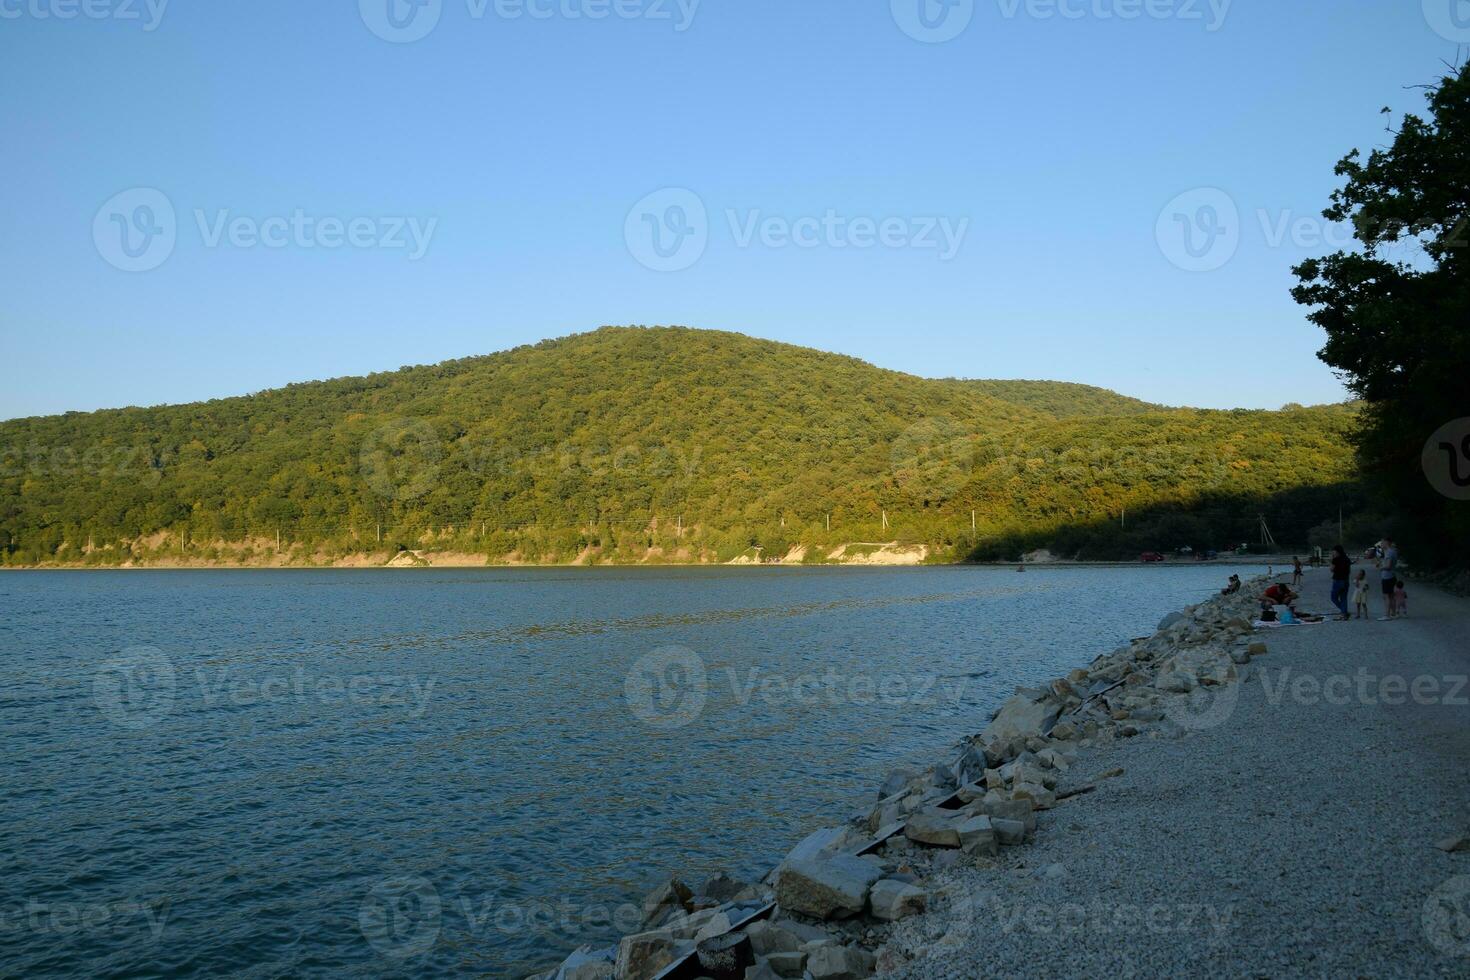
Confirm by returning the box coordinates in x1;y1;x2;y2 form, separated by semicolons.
1010;783;1056;810
614;932;689;980
806;945;877;980
764;951;806;978
973;793;1037;833
1155;670;1197;693
699;873;750;905
744;920;801;956
982;691;1062;743
878;769;916;799
903;810;963;848
991;817;1028;845
639;877;692;927
956;815;998;856
554;944;615;980
775;854;883;919
778;826;850;869
868;879;927;921
1157;610;1189;630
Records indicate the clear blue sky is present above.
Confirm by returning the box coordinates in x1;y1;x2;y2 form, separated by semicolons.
0;0;1459;419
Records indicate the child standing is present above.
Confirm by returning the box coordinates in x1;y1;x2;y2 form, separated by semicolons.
1394;580;1408;617
1352;570;1369;619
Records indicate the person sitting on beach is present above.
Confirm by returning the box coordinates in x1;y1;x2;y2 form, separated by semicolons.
1263;583;1297;606
1352;570;1369;619
1221;574;1241;595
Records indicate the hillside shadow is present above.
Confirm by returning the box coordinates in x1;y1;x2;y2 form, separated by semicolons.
964;481;1377;562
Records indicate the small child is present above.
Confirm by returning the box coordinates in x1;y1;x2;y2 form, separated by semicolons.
1352;570;1369;619
1394;580;1408;617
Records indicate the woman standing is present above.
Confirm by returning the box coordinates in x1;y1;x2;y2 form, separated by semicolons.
1329;545;1352;620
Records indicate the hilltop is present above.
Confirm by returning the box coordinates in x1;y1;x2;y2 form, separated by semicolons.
0;327;1361;566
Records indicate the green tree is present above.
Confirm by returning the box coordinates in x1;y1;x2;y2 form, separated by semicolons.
1292;63;1470;568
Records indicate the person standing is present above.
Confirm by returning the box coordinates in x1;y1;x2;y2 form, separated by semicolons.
1352;570;1370;618
1292;556;1304;586
1329;545;1351;620
1378;536;1400;619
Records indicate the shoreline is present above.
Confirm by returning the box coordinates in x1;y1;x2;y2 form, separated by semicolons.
528;573;1289;979
0;557;1297;572
536;572;1470;979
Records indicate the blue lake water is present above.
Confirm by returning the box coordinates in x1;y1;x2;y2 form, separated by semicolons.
0;564;1263;977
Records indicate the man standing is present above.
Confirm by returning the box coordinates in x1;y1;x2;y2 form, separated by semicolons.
1378;536;1400;619
1329;545;1351;620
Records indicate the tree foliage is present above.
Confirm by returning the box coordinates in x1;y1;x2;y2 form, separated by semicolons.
1292;62;1470;568
0;326;1360;565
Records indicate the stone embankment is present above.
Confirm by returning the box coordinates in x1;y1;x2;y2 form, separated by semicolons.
531;579;1273;980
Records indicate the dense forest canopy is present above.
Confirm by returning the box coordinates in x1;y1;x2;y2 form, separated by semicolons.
0;326;1362;565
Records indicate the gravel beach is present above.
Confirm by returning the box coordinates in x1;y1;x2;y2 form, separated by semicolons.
881;577;1470;978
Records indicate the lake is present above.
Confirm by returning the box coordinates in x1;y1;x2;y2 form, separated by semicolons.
0;564;1261;977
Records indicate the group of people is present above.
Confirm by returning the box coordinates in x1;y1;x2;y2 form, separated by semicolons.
1250;539;1408;623
1291;539;1407;622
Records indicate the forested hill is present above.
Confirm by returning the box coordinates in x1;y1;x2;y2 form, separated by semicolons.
0;326;1360;566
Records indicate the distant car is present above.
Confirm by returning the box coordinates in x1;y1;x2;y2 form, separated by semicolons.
1201;550;1219;560
1140;551;1165;563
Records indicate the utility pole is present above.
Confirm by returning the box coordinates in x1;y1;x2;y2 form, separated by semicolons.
881;511;888;531
971;510;976;532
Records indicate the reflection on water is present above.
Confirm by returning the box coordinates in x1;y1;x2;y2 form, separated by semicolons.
0;564;1255;977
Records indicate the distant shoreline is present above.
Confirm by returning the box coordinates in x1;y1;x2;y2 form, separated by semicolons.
0;558;1291;572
